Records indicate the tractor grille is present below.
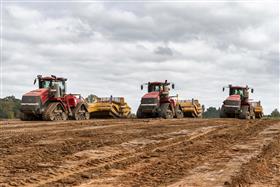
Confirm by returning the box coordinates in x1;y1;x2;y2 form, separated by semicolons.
21;96;42;114
141;98;158;104
224;100;240;106
141;105;156;110
22;96;40;103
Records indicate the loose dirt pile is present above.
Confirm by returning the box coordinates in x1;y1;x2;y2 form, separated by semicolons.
0;119;279;187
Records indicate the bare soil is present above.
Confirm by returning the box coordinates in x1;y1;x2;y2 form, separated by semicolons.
0;118;279;187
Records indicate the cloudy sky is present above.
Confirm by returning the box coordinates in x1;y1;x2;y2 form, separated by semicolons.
1;1;279;114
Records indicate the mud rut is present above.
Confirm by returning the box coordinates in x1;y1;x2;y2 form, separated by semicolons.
0;119;279;187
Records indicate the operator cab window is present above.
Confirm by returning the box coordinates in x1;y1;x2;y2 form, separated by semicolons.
56;81;66;95
149;85;163;92
154;85;160;92
56;81;65;91
230;89;244;96
41;80;52;89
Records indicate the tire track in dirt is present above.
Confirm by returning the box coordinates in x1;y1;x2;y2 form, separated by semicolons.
24;125;224;187
1;119;277;187
168;122;280;187
0;119;130;135
0;119;220;187
77;121;275;187
0;119;165;146
229;123;280;187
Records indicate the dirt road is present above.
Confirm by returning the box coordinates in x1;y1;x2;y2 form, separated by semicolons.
0;119;279;187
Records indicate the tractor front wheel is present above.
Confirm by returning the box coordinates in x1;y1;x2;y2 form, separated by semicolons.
43;102;67;121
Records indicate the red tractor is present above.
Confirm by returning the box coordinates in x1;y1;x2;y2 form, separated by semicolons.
20;75;90;121
136;80;184;119
220;85;263;119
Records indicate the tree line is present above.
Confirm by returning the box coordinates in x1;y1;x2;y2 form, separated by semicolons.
202;106;280;118
0;96;279;119
0;96;21;119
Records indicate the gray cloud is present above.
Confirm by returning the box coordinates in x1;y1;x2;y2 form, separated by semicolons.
2;1;279;114
154;46;173;56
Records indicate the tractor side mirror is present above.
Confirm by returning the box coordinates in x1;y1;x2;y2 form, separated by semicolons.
222;87;225;92
251;89;254;93
172;84;175;89
33;78;37;85
141;85;143;90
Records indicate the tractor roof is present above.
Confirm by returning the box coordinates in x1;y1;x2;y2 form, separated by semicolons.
149;81;170;85
230;86;247;89
38;75;67;81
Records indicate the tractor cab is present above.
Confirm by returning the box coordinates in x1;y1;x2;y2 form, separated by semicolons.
141;80;175;100
148;83;164;92
35;75;67;97
142;80;175;93
229;87;244;97
223;85;253;100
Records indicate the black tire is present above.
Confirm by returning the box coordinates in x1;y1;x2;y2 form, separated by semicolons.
175;107;184;119
239;106;250;119
43;102;67;121
160;103;173;119
73;103;90;120
61;111;68;120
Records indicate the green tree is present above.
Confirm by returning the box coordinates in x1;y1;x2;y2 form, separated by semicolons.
203;107;221;118
0;96;21;119
271;109;280;118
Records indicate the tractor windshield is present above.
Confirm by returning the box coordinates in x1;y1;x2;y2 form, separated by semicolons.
148;84;163;92
40;80;52;89
230;88;244;96
39;80;65;95
56;81;65;92
53;81;66;96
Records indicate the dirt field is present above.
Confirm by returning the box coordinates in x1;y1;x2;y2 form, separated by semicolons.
0;118;279;187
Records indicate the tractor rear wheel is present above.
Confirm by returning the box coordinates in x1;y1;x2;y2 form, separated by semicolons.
175;107;184;119
239;106;250;119
160;103;173;119
43;102;67;121
73;103;90;120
